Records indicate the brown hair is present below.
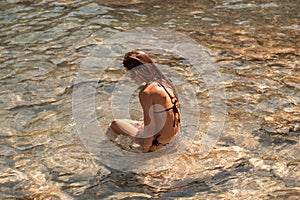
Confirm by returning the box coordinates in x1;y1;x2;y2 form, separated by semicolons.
123;50;154;70
122;50;179;101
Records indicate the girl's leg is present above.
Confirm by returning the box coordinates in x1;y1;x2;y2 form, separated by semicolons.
110;119;142;137
110;119;156;152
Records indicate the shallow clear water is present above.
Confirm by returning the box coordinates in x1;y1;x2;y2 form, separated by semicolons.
0;0;299;199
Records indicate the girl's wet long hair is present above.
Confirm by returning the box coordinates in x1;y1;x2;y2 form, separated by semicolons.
123;50;179;100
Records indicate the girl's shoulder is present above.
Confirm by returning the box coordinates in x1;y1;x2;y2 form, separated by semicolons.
139;82;161;96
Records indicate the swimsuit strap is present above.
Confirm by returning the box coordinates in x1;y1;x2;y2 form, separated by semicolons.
152;134;168;146
155;83;180;127
152;134;161;146
160;84;174;102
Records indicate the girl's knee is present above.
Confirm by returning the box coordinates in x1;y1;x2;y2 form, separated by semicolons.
111;119;121;125
110;119;119;129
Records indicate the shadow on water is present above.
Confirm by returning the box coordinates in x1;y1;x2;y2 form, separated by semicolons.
75;155;253;199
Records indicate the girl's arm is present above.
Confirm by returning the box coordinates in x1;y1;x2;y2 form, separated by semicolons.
138;90;155;152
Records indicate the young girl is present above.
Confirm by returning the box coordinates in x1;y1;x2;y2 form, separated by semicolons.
110;50;181;152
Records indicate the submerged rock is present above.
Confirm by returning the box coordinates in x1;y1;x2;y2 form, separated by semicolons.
262;107;300;137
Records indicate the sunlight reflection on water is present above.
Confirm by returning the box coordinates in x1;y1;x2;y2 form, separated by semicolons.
0;0;299;199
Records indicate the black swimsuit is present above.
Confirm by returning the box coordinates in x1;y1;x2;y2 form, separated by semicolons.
152;83;180;146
